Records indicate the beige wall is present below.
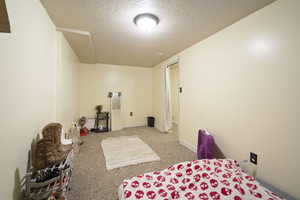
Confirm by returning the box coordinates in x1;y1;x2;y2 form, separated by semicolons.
79;63;152;128
56;32;80;129
152;65;164;131
152;0;300;198
0;1;80;199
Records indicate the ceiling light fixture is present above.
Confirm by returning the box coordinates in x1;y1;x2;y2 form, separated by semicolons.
134;13;159;32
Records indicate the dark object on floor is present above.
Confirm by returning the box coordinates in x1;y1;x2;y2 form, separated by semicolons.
80;127;89;136
147;116;155;127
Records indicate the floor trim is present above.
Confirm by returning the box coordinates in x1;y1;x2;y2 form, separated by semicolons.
179;139;197;153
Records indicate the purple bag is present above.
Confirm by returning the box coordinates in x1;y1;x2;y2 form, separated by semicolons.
197;129;215;159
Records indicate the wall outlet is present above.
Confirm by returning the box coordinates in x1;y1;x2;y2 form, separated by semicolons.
130;112;133;116
250;152;258;165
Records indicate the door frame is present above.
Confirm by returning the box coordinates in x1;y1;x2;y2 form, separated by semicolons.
165;58;181;135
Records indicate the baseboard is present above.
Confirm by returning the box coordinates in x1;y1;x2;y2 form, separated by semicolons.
179;139;197;153
124;125;146;129
154;124;164;133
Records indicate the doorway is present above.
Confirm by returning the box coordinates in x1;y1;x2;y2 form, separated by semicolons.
163;61;180;135
169;63;179;134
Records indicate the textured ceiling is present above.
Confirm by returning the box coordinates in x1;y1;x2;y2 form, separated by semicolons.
41;0;275;67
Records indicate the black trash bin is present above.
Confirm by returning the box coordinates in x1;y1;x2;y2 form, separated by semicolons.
147;116;155;127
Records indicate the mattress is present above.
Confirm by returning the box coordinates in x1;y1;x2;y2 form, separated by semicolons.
118;159;283;200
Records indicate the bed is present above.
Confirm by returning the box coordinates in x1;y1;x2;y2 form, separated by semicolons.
118;159;283;200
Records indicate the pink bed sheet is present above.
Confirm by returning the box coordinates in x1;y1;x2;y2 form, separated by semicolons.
118;159;283;200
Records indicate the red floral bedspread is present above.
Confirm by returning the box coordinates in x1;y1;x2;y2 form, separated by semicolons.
118;159;283;200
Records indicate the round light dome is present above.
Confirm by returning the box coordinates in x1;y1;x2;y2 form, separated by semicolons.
134;13;159;32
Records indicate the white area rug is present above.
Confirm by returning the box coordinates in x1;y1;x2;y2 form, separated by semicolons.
101;135;160;170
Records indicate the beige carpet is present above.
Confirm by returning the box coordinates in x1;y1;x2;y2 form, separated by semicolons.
68;126;196;200
101;135;160;170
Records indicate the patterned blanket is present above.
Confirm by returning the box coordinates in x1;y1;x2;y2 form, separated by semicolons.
118;159;283;200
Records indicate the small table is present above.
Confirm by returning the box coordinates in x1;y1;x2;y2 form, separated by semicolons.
91;112;110;133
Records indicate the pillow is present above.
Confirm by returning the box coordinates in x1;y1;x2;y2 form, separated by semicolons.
197;129;215;159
